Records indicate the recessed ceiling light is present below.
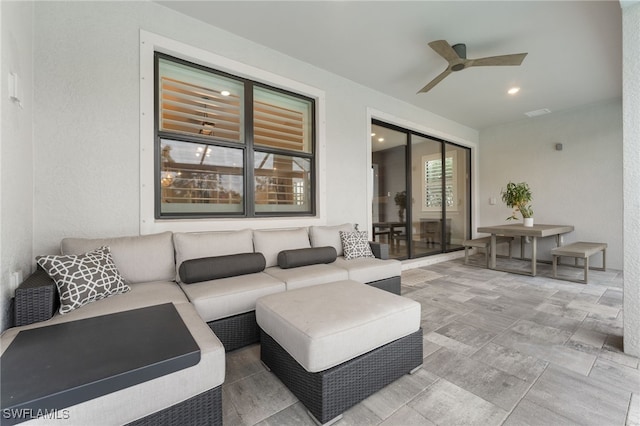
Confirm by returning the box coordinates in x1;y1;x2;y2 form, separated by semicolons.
508;87;520;95
524;108;552;118
378;138;384;142
371;133;376;137
220;90;230;96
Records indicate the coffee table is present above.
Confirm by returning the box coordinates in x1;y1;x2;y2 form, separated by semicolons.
1;303;200;425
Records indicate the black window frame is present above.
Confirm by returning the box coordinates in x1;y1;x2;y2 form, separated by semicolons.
154;52;316;219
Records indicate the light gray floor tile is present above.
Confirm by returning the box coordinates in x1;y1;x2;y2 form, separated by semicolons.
424;331;477;356
409;379;509;425
378;406;435;426
535;300;588;321
225;344;265;385
457;309;518;333
520;310;582;333
337;403;383;426
422;337;441;359
589;357;640;394
527;364;630;425
423;348;531;411
361;368;438;420
508;319;574;345
434;320;497;350
225;370;297;425
503;398;580;426
569;327;607;349
567;299;620;319
497;330;597;375
256;402;315;426
599;347;640;369
471;342;547;382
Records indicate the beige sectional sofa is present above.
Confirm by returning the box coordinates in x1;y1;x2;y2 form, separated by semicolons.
2;224;400;425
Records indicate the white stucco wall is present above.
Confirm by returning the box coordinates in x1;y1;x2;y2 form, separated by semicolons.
31;1;477;258
479;100;623;270
622;1;640;357
0;2;34;332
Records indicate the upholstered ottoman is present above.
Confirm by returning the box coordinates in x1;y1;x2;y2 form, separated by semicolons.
256;280;422;425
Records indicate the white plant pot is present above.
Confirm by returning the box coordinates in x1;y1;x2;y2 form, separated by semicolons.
523;217;534;227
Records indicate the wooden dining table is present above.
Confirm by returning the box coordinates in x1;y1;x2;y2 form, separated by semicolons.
476;223;574;276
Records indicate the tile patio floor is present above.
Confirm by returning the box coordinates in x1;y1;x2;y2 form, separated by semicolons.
222;255;640;425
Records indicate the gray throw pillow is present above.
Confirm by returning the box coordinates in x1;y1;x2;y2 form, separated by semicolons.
340;231;375;260
277;246;337;269
36;246;130;314
179;253;266;284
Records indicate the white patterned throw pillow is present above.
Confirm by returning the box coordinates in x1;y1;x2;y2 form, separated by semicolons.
36;246;130;314
339;231;375;260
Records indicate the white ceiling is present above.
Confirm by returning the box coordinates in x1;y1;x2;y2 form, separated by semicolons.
156;1;622;130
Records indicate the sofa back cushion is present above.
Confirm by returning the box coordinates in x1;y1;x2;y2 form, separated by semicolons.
173;229;254;283
60;232;175;284
253;228;311;268
308;223;354;256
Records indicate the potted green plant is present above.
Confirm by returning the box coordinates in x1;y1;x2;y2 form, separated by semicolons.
394;191;407;222
501;181;534;226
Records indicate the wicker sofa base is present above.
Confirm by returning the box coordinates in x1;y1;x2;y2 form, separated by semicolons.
127;385;222;426
367;276;401;295
260;328;423;425
208;311;260;352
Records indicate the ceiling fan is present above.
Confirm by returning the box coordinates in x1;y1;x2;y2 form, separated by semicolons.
418;40;528;93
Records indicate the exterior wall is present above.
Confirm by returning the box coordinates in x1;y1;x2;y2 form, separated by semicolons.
0;2;34;331
32;1;477;259
478;100;623;270
622;1;640;356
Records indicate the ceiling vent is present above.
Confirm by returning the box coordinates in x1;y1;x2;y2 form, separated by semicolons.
524;108;552;118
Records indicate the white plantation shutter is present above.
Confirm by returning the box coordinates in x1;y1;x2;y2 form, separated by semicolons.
422;152;457;211
158;58;244;142
254;87;312;153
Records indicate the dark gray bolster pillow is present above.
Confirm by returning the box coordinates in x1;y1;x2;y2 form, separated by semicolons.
277;246;337;269
179;252;266;284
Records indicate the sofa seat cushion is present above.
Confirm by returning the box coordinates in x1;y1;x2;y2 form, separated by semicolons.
333;257;401;284
1;302;224;425
179;272;285;323
256;280;421;372
61;232;175;284
264;264;348;291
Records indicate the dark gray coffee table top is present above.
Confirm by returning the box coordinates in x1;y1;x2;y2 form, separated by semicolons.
1;303;200;424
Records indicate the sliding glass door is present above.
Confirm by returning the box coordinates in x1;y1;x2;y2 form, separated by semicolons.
372;120;470;260
371;125;408;257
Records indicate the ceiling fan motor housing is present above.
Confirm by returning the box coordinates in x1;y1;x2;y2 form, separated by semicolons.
451;43;467;71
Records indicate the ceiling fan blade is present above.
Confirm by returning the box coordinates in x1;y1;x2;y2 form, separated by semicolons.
469;52;528;67
417;68;452;93
428;40;460;63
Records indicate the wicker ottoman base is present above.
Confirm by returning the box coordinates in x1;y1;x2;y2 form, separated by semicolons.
260;328;423;425
127;385;222;426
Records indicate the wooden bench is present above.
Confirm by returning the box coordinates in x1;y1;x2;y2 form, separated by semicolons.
463;236;514;268
551;242;607;284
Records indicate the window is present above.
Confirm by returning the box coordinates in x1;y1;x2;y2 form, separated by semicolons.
422;151;457;212
155;53;315;218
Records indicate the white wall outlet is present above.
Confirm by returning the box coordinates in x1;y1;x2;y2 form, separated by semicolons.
489;197;497;205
